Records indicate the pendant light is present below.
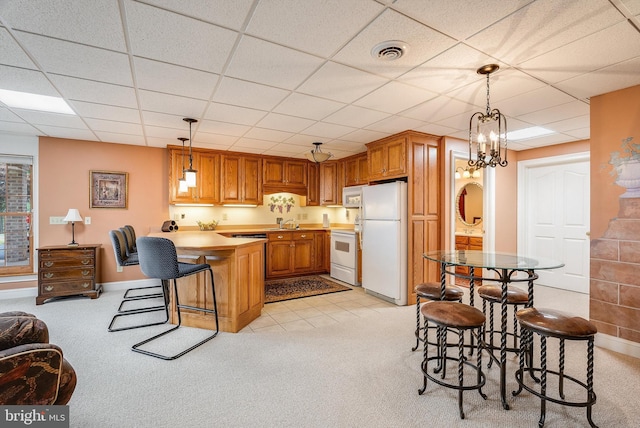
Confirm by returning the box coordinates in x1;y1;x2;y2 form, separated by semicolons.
177;137;189;193
183;118;198;187
305;142;333;163
468;64;508;168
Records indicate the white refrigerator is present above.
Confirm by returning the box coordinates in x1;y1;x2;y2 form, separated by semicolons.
361;181;407;305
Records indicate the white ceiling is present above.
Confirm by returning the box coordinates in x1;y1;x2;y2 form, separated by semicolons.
1;0;640;159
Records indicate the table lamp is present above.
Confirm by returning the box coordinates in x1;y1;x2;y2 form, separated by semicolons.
63;208;83;246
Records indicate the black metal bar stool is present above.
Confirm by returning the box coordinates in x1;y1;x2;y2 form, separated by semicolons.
107;229;168;332
132;236;219;360
477;284;528;367
513;307;598;428
411;281;464;351
419;301;487;420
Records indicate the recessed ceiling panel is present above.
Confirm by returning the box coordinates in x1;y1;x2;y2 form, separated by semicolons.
134;58;219;100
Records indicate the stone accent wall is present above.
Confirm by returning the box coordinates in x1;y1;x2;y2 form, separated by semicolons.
590;198;640;344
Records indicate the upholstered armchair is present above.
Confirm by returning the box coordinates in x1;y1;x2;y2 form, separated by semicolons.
0;311;77;405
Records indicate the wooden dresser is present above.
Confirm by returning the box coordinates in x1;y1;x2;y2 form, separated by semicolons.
36;244;102;305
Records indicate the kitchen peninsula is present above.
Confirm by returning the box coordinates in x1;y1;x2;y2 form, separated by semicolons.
147;231;265;333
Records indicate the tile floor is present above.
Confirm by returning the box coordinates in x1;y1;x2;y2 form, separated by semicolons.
242;279;396;333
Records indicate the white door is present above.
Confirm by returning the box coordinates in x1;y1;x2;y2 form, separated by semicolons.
519;155;590;293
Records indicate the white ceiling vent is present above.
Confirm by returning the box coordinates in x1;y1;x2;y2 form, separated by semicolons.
371;40;408;61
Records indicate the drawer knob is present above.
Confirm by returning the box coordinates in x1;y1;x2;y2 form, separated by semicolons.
81;259;91;265
81;270;90;276
45;285;54;291
44;273;54;279
277;235;284;239
44;261;54;267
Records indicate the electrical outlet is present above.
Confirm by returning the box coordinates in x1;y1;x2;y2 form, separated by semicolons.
302;213;308;220
49;216;66;225
84;217;91;225
181;213;186;219
173;214;180;221
116;265;123;272
222;213;228;221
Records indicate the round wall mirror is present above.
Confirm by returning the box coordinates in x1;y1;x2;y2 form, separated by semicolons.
456;182;483;226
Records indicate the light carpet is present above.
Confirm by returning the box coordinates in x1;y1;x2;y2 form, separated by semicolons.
1;290;639;427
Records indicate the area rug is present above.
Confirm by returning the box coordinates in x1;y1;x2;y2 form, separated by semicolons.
265;275;352;303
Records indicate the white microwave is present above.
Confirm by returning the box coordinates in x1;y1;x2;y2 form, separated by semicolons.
342;185;367;208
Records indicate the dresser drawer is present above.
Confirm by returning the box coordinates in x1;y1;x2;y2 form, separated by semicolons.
40;268;94;281
39;249;95;259
39;279;94;295
40;256;94;269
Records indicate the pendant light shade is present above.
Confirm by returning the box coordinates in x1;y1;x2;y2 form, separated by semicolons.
468;64;508;169
305;142;333;163
177;137;189;193
183;118;198;187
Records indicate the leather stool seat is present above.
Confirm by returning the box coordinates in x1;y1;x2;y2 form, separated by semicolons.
514;307;598;427
419;301;486;420
477;284;528;304
411;282;464;352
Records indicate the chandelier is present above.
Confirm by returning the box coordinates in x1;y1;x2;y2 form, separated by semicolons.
183;118;198;187
305;142;333;163
468;64;507;169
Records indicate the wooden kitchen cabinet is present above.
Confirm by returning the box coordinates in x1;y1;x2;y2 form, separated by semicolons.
168;147;219;204
319;161;343;206
367;136;407;181
266;231;319;278
454;235;483;275
306;162;320;206
263;158;307;193
220;154;263;205
313;231;328;272
343;152;368;186
36;244;102;305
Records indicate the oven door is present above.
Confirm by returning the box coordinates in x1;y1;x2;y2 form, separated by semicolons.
330;232;356;269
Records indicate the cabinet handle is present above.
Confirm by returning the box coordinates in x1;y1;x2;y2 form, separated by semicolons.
277;235;284;239
82;282;90;288
44;261;54;267
300;234;306;238
81;259;91;265
81;270;90;276
44;273;54;279
45;285;54;291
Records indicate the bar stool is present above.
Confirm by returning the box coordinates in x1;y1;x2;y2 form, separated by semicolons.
419;301;487;420
477;284;528;366
107;229;168;332
132;236;219;360
513;308;598;428
411;281;464;351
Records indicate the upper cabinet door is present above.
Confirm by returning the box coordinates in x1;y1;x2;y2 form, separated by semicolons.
221;154;263;205
168;148;219;204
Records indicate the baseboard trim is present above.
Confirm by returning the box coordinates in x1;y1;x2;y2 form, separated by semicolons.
596;333;640;359
0;279;159;300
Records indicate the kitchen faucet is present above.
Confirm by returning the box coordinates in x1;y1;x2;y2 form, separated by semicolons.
280;218;296;229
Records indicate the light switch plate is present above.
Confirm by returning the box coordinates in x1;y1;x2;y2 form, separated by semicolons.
49;216;66;225
84;217;91;225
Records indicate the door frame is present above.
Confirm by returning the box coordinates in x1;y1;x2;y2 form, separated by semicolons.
450;151;496;253
516;151;590;291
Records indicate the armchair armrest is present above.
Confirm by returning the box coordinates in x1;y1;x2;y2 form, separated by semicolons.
0;314;49;350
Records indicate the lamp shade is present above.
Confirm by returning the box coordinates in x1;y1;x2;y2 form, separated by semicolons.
305;142;333;163
178;178;189;193
63;208;83;222
185;169;197;187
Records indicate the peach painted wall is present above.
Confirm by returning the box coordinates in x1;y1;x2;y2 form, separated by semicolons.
36;137;169;287
589;84;640;345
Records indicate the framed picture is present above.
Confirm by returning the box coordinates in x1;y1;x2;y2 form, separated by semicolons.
90;170;128;209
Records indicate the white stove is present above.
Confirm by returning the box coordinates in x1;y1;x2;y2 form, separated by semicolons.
330;230;359;286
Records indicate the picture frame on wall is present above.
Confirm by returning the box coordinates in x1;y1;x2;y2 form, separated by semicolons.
90;170;128;209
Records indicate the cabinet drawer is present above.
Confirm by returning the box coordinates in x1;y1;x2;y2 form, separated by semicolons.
293;231;313;240
40;249;95;259
268;232;293;240
40;268;94;281
455;236;469;245
40;257;94;269
39;280;94;295
469;237;483;248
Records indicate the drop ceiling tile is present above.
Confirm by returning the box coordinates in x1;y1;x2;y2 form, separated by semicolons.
37;126;96;140
365;115;427;134
232;137;278;150
227;145;265;155
140;0;255;30
195;132;238;147
197;119;250;137
515;132;576;148
139;90;207;118
496;86;576;117
274;93;345;120
565;127;590;139
399;44;499;94
1;0;126;51
256;113;315;133
543;115;590;133
14;32;133;86
0;28;37;69
415;123;459;137
520;21;640;84
49;75;138;108
243;127;294;142
0;107;24;122
467;0;623;65
213;77;289;111
140;111;184;129
246;0;384;57
354;81;437;114
555;56;640;100
327;140;367;152
14;109;86;129
70;101;141;123
85;118;143;135
297;62;388;104
401;96;476;123
95;132;147;146
225;36;324;90
0;121;40;135
204;103;267;126
144;124;185;140
333;9;457;79
146;136;179;148
133;58;219;100
392;0;533;41
301;122;356;140
323;105;390;128
0;65;59;96
517;100;590;125
125;1;238;73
